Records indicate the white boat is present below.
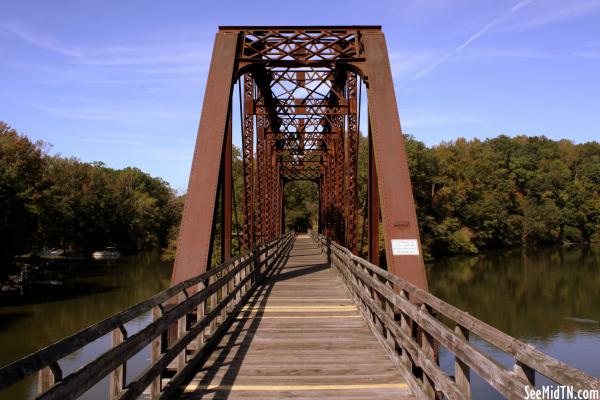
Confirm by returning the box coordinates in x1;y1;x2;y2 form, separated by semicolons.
37;249;65;259
92;247;121;259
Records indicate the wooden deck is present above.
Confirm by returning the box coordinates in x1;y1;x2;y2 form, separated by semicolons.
3;233;598;398
179;235;415;399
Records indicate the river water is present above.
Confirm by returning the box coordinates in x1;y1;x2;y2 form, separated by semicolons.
0;246;598;399
428;245;600;398
0;251;172;400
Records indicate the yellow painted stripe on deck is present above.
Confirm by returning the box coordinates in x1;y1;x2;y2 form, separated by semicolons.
240;310;357;313
256;298;349;301
242;305;356;308
235;315;362;319
241;305;357;311
184;383;408;392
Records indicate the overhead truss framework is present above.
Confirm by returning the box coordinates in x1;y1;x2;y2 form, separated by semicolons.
172;26;428;291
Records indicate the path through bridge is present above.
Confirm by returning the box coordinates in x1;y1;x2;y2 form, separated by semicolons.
180;235;413;399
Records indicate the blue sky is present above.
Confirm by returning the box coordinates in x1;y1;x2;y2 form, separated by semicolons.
1;0;599;191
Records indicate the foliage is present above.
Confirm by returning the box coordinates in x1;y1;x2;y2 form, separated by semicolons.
283;180;318;231
409;135;600;256
0;122;45;267
0;122;179;274
164;133;600;263
5;119;597;270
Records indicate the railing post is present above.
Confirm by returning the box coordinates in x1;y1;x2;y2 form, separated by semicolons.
514;360;535;387
220;266;229;320
260;247;266;274
237;258;244;301
150;305;162;397
252;249;259;284
109;325;127;400
420;305;437;399
399;290;413;371
384;280;396;350
176;292;188;372
37;368;52;395
37;362;62;395
227;263;234;311
209;274;218;334
196;282;206;351
454;324;471;399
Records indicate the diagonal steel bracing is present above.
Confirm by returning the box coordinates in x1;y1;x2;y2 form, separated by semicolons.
172;26;428;292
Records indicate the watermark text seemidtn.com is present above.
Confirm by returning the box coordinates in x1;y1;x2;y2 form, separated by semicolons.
525;385;599;399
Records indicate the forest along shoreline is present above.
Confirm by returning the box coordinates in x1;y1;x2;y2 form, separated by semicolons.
0;121;183;295
2;120;600;295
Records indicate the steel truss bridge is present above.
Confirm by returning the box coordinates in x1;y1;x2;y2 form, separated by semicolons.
1;26;598;400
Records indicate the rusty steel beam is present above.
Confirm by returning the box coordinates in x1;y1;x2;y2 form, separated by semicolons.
345;71;359;254
171;32;238;285
241;74;255;251
265;136;274;241
363;32;428;290
255;122;266;244
173;25;428;293
222;110;233;262
368;123;380;266
334;130;345;245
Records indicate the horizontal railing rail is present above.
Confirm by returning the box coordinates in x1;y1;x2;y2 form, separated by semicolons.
310;231;600;400
0;231;295;400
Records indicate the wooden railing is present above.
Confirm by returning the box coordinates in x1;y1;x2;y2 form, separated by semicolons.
0;232;294;400
311;232;600;400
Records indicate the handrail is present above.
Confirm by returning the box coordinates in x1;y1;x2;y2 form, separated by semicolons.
0;231;295;399
310;231;600;400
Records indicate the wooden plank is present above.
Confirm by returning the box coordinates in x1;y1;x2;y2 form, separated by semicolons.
336;244;525;398
37;367;55;396
109;326;127;400
0;243;266;391
454;325;471;399
120;234;295;400
331;240;600;392
179;237;415;400
332;249;464;400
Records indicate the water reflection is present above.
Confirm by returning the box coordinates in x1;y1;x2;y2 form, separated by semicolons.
1;246;597;399
428;245;600;398
0;251;172;400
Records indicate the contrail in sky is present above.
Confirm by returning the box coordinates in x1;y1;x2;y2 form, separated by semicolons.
397;0;533;88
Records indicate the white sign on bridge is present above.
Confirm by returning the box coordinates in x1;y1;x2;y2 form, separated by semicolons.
391;239;419;256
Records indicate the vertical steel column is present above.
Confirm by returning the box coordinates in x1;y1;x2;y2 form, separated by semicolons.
318;180;323;234
171;32;238;285
255;119;266;244
221;110;232;262
265;137;274;241
363;32;428;290
345;71;359;253
271;152;279;237
334;131;345;245
281;178;286;234
368;124;380;266
241;75;255;251
323;152;333;237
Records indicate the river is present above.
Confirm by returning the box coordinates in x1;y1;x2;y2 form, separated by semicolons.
0;246;598;399
428;244;600;398
0;251;172;400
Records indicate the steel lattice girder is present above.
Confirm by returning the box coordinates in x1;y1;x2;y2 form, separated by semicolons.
241;75;255;251
172;26;428;292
